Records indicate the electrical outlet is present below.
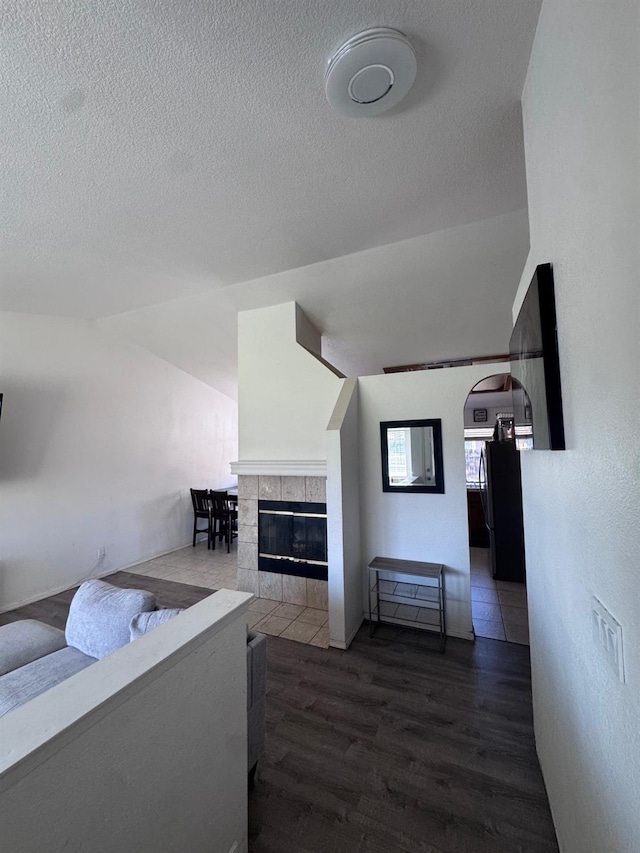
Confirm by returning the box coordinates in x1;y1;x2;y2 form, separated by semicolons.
592;597;625;683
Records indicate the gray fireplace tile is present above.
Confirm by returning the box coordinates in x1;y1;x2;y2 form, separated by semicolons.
238;524;258;544
305;477;326;503
237;568;259;595
259;571;283;601
237;541;258;571
281;476;306;502
238;498;258;527
307;578;328;611
259;476;282;500
282;574;307;606
238;475;259;500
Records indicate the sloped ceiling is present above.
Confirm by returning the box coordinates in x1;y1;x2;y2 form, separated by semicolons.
1;0;541;393
99;210;530;400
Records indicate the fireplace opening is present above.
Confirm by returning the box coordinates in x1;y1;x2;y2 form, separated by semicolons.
258;500;328;581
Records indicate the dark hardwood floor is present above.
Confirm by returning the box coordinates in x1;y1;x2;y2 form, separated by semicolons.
1;575;557;851
250;627;558;853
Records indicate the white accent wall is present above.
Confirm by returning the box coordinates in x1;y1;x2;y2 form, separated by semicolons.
0;312;237;611
236;299;511;645
521;3;640;851
238;302;343;462
358;365;507;640
326;379;363;649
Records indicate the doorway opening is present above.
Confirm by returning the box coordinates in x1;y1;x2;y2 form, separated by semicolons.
464;374;529;645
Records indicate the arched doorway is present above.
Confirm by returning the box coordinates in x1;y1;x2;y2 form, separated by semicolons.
463;374;529;646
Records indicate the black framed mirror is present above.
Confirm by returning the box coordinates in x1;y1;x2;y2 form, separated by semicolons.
380;419;445;493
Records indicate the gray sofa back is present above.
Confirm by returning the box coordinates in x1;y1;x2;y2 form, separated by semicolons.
0;610;267;775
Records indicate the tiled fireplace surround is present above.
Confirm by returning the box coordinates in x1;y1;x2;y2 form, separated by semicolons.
236;474;328;612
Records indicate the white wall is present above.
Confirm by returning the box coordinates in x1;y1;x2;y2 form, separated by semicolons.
238;302;342;462
0;313;237;611
463;405;508;428
327;379;363;649
463;385;514;429
97;290;240;401
0;590;251;853
521;3;640;851
236;298;509;643
358;364;507;640
227;211;531;379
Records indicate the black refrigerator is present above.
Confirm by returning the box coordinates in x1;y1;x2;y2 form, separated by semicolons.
478;441;526;583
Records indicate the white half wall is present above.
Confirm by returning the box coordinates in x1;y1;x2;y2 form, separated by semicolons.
521;3;640;851
0;590;251;853
327;379;363;649
237;302;342;462
358;364;507;640
0;313;237;611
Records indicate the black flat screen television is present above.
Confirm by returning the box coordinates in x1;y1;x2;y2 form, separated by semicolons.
509;263;565;450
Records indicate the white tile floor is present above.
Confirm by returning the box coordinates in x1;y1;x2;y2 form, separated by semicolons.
128;540;238;591
128;543;527;648
470;547;529;645
128;539;329;648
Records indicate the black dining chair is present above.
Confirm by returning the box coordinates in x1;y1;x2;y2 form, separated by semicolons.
209;490;238;553
190;488;212;548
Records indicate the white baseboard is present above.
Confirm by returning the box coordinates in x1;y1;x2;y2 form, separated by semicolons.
327;616;475;648
0;542;194;614
330;613;365;650
0;567;117;614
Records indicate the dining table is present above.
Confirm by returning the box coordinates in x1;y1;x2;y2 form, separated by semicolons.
211;488;237;505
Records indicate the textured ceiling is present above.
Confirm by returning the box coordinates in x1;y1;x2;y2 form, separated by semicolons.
1;0;541;320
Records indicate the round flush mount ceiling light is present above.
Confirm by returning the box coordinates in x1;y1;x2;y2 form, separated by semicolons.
325;28;417;117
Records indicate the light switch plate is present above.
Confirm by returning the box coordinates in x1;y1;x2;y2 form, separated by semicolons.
592;596;625;683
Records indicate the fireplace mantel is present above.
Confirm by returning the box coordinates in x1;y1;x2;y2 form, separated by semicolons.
230;460;327;477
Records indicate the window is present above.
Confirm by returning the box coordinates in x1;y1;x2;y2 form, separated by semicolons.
465;438;486;488
387;428;409;483
464;426;533;488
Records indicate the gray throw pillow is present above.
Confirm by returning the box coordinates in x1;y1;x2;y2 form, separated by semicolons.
129;609;184;640
65;579;156;659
